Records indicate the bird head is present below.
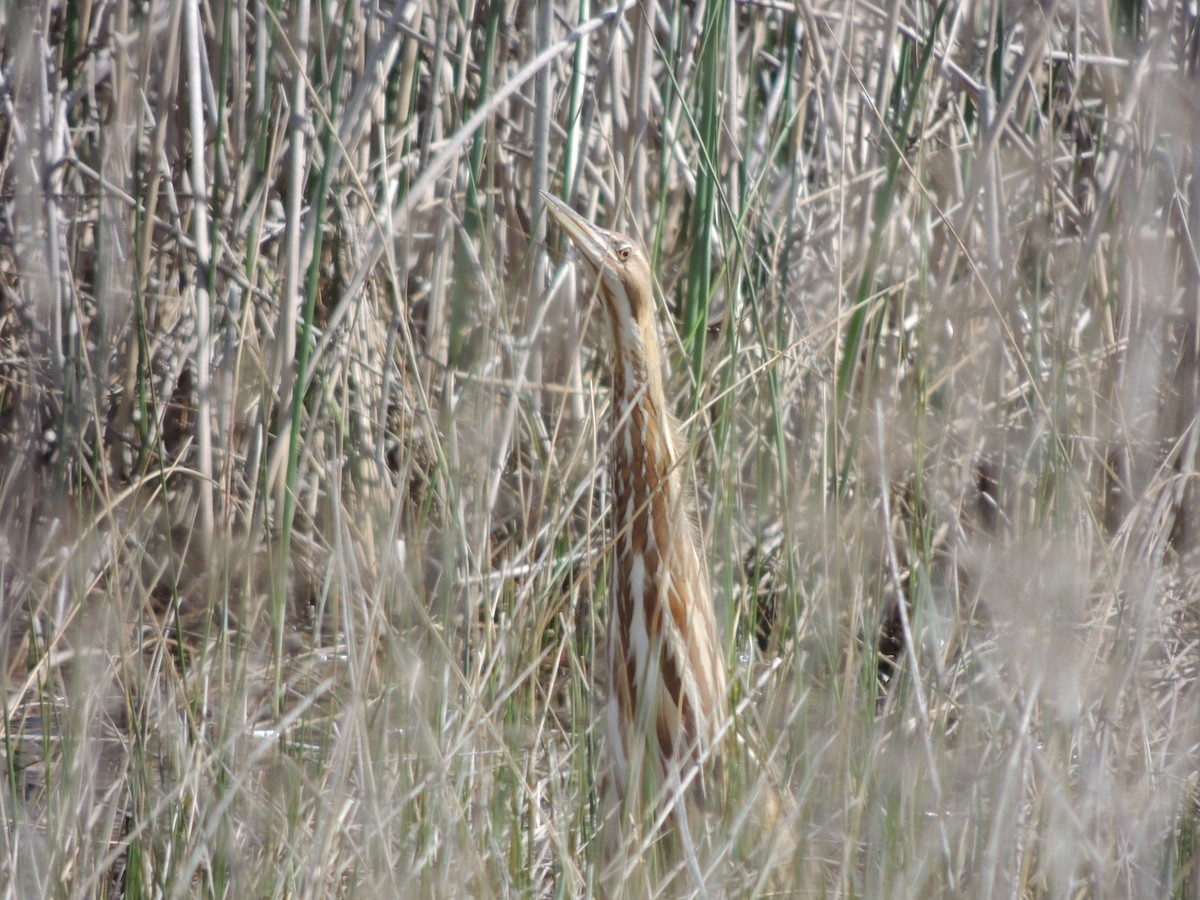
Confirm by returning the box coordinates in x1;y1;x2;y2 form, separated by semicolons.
541;191;660;385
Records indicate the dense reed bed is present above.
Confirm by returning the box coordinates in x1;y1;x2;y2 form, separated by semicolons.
1;0;1198;895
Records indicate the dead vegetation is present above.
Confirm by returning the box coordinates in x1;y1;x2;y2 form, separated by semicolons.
0;0;1198;896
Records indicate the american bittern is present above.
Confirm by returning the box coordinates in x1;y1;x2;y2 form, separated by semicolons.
541;192;728;830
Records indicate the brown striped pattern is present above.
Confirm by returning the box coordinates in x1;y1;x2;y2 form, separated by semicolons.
540;192;727;825
606;354;727;805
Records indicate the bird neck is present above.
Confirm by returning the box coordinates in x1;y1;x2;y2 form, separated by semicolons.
609;349;686;551
612;349;676;475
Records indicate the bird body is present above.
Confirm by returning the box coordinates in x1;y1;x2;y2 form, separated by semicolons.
606;382;726;800
541;192;728;822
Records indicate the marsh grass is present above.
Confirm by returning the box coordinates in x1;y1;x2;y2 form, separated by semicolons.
1;0;1198;896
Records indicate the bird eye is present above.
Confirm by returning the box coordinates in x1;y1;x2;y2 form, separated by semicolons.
618;246;632;262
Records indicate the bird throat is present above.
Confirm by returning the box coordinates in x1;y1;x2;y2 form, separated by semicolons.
610;358;680;614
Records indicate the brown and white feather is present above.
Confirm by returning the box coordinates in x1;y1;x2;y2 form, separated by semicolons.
541;192;728;813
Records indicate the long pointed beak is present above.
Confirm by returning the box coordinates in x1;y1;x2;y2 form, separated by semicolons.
540;190;612;275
